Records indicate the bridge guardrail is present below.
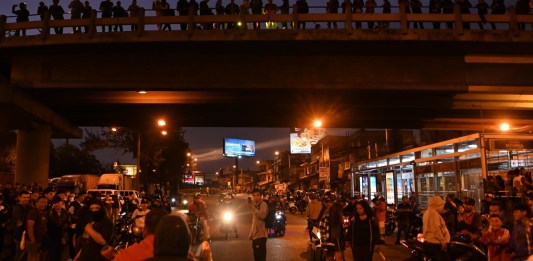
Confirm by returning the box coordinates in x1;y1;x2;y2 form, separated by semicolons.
1;3;532;42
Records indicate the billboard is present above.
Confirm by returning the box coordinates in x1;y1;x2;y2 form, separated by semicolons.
223;138;256;157
290;127;326;154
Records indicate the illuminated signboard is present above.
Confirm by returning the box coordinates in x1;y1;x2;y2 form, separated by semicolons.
223;138;256;157
385;171;395;204
290;127;326;154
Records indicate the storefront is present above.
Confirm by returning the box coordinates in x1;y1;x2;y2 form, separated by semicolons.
352;133;533;209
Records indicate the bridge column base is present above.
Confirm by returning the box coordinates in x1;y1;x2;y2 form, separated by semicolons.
15;124;51;188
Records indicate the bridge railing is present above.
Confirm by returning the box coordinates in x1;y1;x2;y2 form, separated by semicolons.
1;4;532;42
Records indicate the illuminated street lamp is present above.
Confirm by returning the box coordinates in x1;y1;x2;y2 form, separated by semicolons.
136;119;168;191
313;120;322;128
500;122;510;131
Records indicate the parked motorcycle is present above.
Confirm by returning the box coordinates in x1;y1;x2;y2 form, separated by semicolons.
408;212;423;240
385;205;397;236
112;212;139;249
271;210;287;237
400;233;486;261
288;199;307;214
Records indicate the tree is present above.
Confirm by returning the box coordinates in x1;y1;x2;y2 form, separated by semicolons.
82;127;189;194
0;130;16;172
49;143;103;177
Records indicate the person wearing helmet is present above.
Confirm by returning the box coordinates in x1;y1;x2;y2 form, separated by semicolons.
189;193;211;241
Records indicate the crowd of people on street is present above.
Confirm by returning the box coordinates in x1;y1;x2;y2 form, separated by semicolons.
0;181;214;261
7;0;532;35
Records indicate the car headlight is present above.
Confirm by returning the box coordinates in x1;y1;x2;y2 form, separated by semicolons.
223;212;233;221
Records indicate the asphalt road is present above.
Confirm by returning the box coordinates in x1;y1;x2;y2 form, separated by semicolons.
190;193;413;261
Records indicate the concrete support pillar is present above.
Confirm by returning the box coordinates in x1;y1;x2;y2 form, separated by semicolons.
15;125;51;188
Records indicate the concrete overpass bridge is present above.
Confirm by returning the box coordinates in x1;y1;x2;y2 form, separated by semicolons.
1;9;533;186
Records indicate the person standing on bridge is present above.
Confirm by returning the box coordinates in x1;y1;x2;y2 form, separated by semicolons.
49;0;66;34
81;1;92;33
99;0;114;32
12;2;30;36
248;189;268;261
69;0;84;33
128;0;141;31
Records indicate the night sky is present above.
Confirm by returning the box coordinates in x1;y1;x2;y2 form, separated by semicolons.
53;127;358;173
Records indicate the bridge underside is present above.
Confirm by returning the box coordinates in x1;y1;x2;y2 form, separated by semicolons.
2;34;533;135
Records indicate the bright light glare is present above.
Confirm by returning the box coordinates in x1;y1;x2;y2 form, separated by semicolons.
137;90;147;94
313;120;322;128
223;212;233;221
237;21;242;26
499;123;510;131
256;161;260;164
161;130;168;135
157;119;166;126
275;151;279;156
111;127;117;132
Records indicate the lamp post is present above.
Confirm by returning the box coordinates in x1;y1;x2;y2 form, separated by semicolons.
136;119;167;192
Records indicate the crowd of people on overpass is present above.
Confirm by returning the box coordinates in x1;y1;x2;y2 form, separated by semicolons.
7;0;532;35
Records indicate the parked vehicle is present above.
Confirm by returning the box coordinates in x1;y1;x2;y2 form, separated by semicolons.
385;205;397;236
56;174;100;192
98;173;134;190
112;211;140;249
288;199;307;214
400;233;487;261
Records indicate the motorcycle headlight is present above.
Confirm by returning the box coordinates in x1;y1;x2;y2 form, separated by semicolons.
183;199;188;205
276;214;282;219
171;198;176;203
223;212;233;221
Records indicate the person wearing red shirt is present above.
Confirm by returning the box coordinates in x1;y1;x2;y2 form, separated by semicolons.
101;208;168;261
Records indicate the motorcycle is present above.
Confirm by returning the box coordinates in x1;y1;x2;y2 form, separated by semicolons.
112;212;139;249
271;210;287;237
400;233;487;261
408;212;423;240
187;212;205;245
220;210;236;240
385;206;397;236
288;199;307;214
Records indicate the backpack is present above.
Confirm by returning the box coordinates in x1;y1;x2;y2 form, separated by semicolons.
256;200;272;229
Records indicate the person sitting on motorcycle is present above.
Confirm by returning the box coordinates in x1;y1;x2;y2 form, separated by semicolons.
189;193;211;241
220;195;238;238
131;199;151;240
423;195;451;261
457;197;482;239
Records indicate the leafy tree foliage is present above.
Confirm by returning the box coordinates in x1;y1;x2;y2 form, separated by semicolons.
82;127;189;194
49;143;103;178
0;130;16;172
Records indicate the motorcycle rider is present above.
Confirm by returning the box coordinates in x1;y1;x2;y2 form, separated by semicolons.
189;193;211;241
422;195;451;261
131;199;151;240
457;197;482;238
219;195;238;238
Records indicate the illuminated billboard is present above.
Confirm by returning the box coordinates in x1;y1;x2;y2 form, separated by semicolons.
290;127;326;154
223;138;256;157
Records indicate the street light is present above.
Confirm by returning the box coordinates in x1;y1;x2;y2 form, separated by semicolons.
136;119;168;191
499;122;510;131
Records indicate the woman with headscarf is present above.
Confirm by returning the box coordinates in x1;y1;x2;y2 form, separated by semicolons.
75;200;114;261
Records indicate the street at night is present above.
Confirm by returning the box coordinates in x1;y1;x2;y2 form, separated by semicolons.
194;193;412;261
